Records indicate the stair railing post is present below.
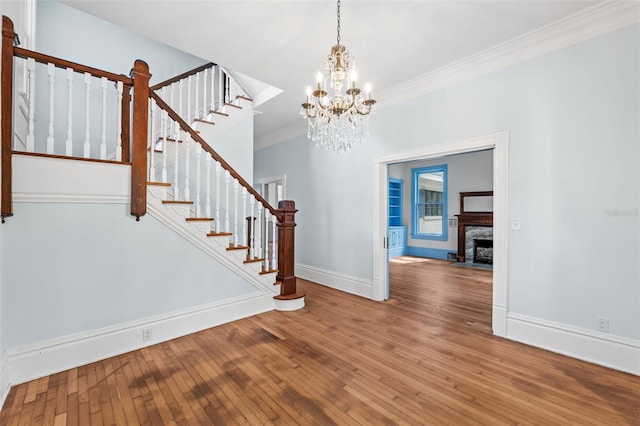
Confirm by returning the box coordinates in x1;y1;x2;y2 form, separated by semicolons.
1;16;16;222
130;60;151;221
276;200;298;296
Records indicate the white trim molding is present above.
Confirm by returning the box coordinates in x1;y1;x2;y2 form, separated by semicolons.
0;353;9;412
376;2;640;108
507;313;640;376
3;292;275;389
296;263;373;300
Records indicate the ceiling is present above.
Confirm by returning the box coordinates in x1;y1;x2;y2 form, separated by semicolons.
58;0;600;149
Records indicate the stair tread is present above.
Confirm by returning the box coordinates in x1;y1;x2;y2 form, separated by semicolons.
148;182;171;187
207;232;232;237
274;291;306;301
236;95;253;102
224;102;242;110
209;110;230;117
162;200;193;205
194;118;215;125
226;245;249;251
185;217;214;222
159;137;184;143
244;257;265;264
260;269;278;276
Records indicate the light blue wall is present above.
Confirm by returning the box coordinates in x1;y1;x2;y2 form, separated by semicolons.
1;202;257;348
36;0;207;85
255;25;640;340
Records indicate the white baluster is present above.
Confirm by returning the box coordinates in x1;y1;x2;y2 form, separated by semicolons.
195;145;202;217
46;63;55;154
210;65;216;113
215;161;221;232
255;203;262;260
224;170;230;234
83;72;91;158
194;72;200;120
65;67;73;156
100;77;107;159
263;207;270;271
249;196;256;258
233;179;239;246
149;99;156;180
161;107;168;183
184;136;190;201
205;155;211;218
170;84;175;114
178;79;184;119
271;212;278;271
116;81;123;161
242;187;247;250
26;58;35;152
173;124;180;200
187;75;192;123
202;68;207;120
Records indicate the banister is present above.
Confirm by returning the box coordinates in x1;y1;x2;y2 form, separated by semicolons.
149;91;280;220
150;62;216;91
13;46;133;85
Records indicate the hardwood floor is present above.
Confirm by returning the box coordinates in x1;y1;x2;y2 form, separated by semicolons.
1;256;638;425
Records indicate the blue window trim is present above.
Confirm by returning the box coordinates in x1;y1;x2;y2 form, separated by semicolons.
411;164;448;241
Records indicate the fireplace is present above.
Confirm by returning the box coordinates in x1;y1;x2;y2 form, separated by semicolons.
455;191;493;263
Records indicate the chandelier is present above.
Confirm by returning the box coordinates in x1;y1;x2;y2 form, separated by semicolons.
300;0;376;152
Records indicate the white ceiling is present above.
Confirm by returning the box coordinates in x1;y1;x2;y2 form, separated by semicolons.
59;0;600;149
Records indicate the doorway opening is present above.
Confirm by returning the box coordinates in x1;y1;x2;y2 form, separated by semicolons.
372;131;509;336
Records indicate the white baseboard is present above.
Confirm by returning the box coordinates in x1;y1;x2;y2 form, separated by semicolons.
295;263;373;299
507;313;640;376
0;353;9;411
492;304;507;337
4;292;275;389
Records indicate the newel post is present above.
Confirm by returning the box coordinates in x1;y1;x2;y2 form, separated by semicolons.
1;16;16;222
130;60;151;221
276;200;299;297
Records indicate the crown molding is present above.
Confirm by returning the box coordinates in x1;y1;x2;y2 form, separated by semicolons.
376;1;640;108
256;1;639;150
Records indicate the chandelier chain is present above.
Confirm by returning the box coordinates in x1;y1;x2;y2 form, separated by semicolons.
336;0;341;45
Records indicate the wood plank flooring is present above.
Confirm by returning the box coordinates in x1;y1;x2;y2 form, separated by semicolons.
1;256;639;425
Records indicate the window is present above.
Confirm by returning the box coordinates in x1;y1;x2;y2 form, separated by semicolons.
411;165;448;240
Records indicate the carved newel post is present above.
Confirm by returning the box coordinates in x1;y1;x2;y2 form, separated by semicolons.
275;200;303;300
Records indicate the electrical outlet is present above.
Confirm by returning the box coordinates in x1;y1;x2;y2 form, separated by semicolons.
511;218;521;230
597;317;609;333
142;327;153;342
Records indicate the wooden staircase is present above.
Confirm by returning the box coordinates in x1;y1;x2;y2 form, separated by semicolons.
0;15;305;309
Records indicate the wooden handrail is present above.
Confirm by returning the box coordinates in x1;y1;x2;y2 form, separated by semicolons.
150;62;215;91
1;16;15;222
13;46;133;85
149;91;280;220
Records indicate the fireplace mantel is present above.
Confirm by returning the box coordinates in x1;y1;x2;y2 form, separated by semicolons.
455;191;493;263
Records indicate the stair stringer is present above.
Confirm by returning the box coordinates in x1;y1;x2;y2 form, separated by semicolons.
147;185;279;295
